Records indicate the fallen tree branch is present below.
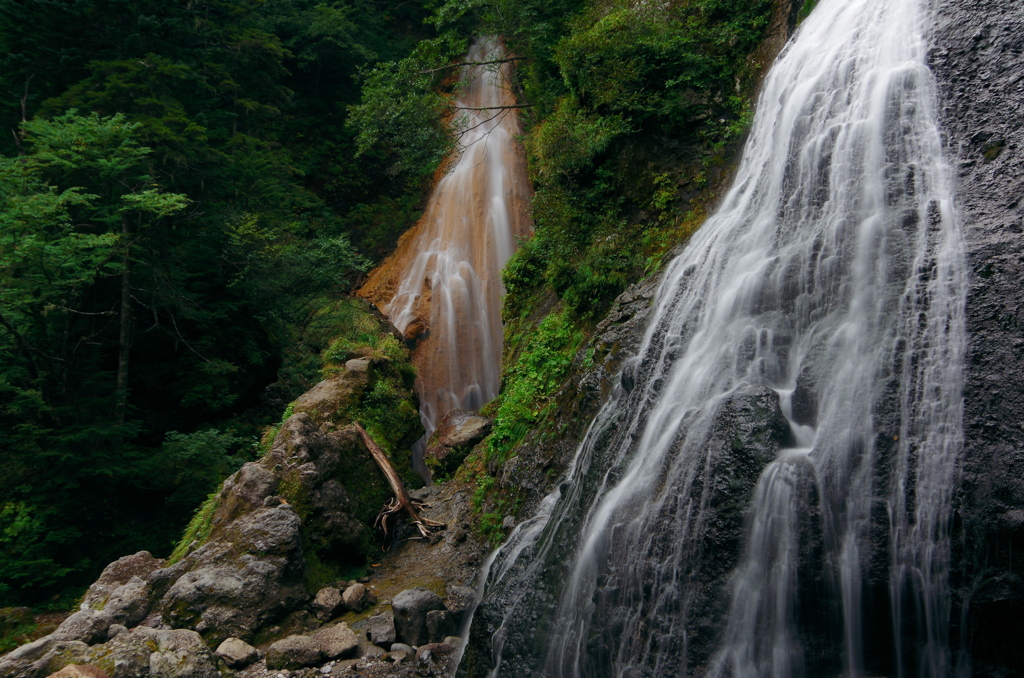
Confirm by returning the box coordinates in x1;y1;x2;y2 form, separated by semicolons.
354;422;445;538
420;57;526;74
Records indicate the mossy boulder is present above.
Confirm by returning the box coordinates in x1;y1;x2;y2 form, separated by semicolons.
424;409;493;477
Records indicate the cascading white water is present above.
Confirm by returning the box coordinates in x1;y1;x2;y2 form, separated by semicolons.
469;0;966;675
359;39;532;475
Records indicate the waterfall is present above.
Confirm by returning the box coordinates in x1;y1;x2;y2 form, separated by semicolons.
359;39;532;476
469;0;966;676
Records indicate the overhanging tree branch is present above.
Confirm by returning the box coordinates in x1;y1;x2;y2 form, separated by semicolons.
420;56;526;74
451;104;533;111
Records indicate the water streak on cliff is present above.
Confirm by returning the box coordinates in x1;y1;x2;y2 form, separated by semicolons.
471;0;967;675
359;40;532;474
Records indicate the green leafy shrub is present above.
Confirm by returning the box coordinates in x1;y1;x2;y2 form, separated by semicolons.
167;493;220;564
487;307;584;465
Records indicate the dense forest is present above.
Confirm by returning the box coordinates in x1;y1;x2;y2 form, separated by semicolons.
0;0;447;607
0;0;775;612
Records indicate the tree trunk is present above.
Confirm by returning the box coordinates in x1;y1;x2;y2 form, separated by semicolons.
353;422;444;538
114;215;132;430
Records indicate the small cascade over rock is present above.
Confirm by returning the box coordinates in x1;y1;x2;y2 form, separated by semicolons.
359;39;533;476
466;0;968;676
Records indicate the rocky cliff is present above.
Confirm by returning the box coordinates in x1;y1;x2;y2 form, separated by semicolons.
932;1;1024;675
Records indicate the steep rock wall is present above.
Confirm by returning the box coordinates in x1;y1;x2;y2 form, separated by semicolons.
931;2;1024;675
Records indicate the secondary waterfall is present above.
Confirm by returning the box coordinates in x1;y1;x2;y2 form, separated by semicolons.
359;39;532;475
469;0;966;676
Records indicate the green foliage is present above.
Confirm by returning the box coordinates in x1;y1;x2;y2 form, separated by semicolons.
526;97;630;180
457;0;772;536
0;0;439;604
0;607;37;654
168;493;221;564
348;34;468;178
486;307;583;465
487;0;772;320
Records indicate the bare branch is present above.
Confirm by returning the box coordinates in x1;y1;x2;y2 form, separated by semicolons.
420;56;526;75
451;104;533;111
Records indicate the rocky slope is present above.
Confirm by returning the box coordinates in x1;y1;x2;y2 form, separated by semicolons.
0;304;493;678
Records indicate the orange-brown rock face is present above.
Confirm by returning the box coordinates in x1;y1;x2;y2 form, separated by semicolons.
358;38;533;470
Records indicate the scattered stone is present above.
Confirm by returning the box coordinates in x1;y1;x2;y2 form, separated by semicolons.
312;587;344;621
425;610;454;644
443;636;463;649
444;585;475;623
341;584;375;612
364;611;396;647
415;642;455;663
392;588;445;647
46;665;109;678
387;642;414;663
356;637;385;658
266;634;324;671
216;637;260;668
328;658;361;674
502;515;516;530
313;623;358;660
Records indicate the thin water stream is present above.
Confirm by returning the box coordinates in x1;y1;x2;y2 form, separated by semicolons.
468;0;966;675
359;39;532;476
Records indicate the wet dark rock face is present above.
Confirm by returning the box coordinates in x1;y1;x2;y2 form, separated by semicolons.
931;2;1024;676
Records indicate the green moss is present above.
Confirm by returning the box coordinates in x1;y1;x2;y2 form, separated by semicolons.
983;140;1005;163
168;492;220;564
259;402;295;456
277;472;312;520
304;551;342;593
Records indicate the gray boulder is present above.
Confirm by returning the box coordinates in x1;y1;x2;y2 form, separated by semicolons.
52;610;114;645
311;587;344;621
313;623;358;660
265;634;323;670
105;625;127;640
388;643;414;662
81;552;164;613
0;636;56;677
93;627;160;678
148;629;218;678
214;638;259;669
425;610;454;644
444;584;476;623
364;611;396;647
392;588;446;647
341;583;375;612
424;410;493;477
101;577;152;628
159;504;308;644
